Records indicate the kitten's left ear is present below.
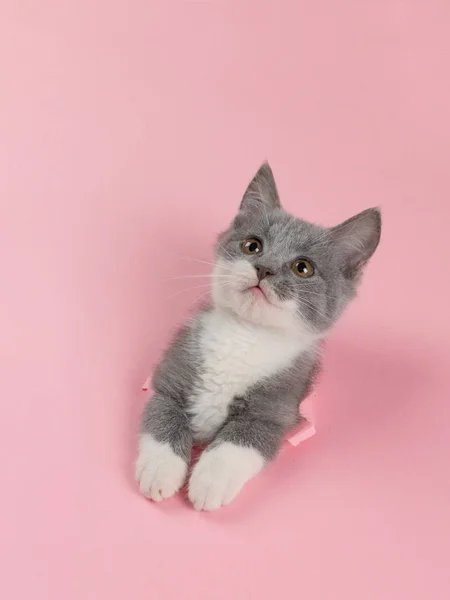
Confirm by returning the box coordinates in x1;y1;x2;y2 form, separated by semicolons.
331;208;382;279
240;162;281;211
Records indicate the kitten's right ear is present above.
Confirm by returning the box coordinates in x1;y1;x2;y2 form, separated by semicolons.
240;162;281;211
331;208;382;279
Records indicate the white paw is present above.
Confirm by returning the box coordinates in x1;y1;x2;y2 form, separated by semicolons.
188;442;264;511
135;434;188;501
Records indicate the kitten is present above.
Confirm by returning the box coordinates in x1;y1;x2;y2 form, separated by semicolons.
136;163;381;511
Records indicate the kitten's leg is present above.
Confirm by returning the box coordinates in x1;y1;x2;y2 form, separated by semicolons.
136;394;192;501
188;417;284;511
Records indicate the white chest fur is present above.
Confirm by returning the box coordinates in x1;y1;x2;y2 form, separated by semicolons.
188;309;309;442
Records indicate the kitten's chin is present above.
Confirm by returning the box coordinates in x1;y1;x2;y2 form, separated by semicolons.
213;286;304;333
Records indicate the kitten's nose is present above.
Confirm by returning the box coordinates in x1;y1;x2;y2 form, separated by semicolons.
255;265;273;281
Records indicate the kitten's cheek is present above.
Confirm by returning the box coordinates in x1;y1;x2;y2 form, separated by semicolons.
214;285;231;307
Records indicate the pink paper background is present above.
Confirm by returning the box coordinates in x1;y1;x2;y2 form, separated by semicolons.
1;2;449;599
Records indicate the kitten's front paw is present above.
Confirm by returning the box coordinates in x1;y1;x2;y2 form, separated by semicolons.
136;434;188;501
188;442;265;511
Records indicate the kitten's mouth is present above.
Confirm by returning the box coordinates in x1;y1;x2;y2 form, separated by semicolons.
245;284;285;311
251;285;265;297
247;285;274;305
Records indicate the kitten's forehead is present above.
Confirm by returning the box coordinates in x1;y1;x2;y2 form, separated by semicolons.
270;214;324;247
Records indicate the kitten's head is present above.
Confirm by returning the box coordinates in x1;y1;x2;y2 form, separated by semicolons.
212;162;381;336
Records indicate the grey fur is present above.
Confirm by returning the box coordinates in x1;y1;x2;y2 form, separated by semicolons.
211;348;320;460
140;162;381;466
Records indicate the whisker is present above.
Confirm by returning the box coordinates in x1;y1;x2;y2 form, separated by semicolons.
165;283;213;300
164;274;235;282
298;289;340;301
165;276;245;301
183;280;233;311
296;304;319;334
296;288;327;298
214;242;236;262
177;256;235;273
184;289;213;311
298;298;330;322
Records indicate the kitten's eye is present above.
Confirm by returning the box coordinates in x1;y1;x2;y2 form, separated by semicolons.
242;238;263;255
291;259;314;278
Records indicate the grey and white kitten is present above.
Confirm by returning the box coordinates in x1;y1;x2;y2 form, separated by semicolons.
136;163;381;511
